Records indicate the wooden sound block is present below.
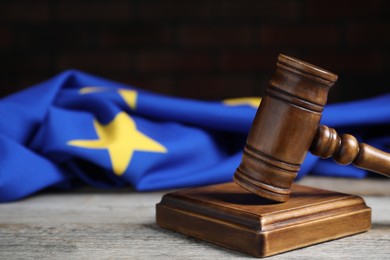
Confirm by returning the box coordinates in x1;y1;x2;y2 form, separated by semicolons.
156;182;371;258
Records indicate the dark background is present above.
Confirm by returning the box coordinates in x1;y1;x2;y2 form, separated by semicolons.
1;0;389;102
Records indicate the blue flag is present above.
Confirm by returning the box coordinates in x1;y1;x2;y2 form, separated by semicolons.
0;70;389;202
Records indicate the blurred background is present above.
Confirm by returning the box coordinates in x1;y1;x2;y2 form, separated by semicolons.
0;0;389;102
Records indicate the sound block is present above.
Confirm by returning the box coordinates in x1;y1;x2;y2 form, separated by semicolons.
156;182;371;258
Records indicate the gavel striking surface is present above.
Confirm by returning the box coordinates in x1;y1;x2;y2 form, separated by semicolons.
156;182;370;258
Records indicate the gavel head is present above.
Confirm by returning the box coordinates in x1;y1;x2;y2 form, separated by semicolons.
233;54;338;202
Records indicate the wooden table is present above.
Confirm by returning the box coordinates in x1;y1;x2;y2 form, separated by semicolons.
1;176;389;259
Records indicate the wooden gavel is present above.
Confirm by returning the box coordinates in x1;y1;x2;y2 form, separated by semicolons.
234;54;390;202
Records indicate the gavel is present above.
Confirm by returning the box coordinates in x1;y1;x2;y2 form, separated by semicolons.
234;54;390;202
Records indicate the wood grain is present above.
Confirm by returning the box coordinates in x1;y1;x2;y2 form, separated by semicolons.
234;54;390;203
156;182;371;257
0;177;388;259
233;54;338;202
310;125;390;177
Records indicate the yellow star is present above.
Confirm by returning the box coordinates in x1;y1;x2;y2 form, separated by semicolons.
79;86;109;94
79;87;137;110
67;112;167;176
223;97;262;109
118;89;137;110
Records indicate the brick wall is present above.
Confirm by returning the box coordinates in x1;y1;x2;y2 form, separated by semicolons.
1;0;389;102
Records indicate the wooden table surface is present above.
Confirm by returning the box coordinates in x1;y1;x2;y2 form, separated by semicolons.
1;176;389;259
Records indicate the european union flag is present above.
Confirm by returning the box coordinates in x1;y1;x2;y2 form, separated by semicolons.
0;70;389;202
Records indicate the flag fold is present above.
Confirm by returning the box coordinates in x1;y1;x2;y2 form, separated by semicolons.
0;70;389;202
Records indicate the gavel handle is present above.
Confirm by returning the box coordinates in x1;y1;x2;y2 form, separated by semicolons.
310;125;390;177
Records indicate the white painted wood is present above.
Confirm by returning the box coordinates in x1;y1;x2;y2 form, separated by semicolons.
0;177;389;259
